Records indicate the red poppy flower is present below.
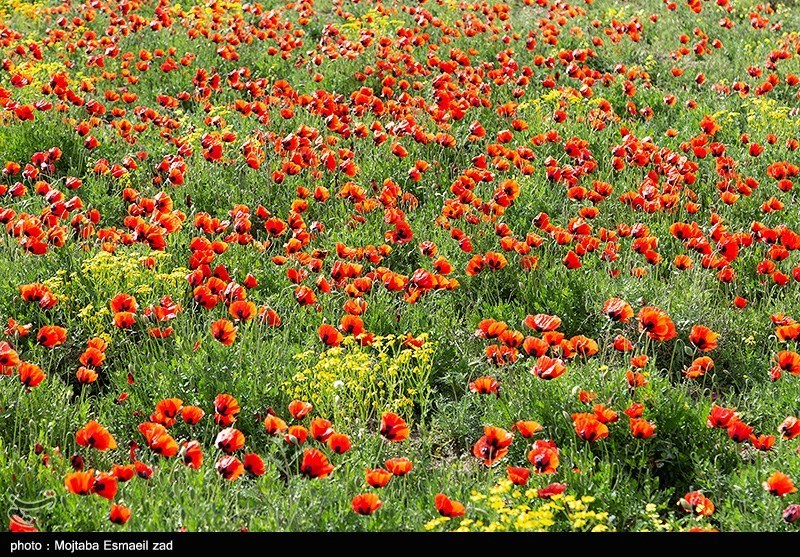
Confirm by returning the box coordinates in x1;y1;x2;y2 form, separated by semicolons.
284;425;309;445
300;448;334;479
352;493;382;515
243;453;266;476
537;483;568;498
327;433;351;454
379;412;409;442
531;355;566;380
435;493;465;518
680;491;715;516
385;457;413;476
513;420;543;438
507;466;530;486
630;418;657;439
707;404;737;429
138;422;178;457
288;400;313;420
37;325;67;348
571;413;609;442
472;425;513;466
310;417;334;442
216;455;244;481
602;298;633;322
109;504;131;525
9;514;37;532
65;470;95;495
264;414;288;436
763;472;797;497
76;420;117;451
637;307;677;341
726;419;753;443
215;428;245;454
180;440;203;469
18;362;45;387
93;473;118;501
779;416;800;439
689;325;718;352
211;319;236;345
181;406;205;425
469;375;499;395
365;468;392;488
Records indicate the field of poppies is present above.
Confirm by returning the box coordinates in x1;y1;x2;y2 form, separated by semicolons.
2;0;800;533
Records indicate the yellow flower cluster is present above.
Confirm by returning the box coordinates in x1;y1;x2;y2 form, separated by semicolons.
284;334;434;425
426;480;614;532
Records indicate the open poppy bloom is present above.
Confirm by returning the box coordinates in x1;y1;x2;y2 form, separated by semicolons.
210;319;236;345
434;493;465;518
472;426;513;466
352;493;382;515
507;466;530;486
637;307;677;341
629;418;656;439
379;412;409;442
572;413;610;442
215;455;244;481
763;472;797;497
385;457;413;476
365;468;392;488
109;504;131;525
513;420;543;438
288;400;313;420
537;483;568;499
9;514;37;532
309;417;334;442
76;420;117;451
327;433;351;454
300;448;334;479
215;427;246;454
689;325;719;352
679;491;715;516
602;298;633;322
779;416;800;439
65;470;95;495
37;325;67;348
138;422;178;457
531;355;566;380
528;439;560;474
243;453;266;476
468;375;499;395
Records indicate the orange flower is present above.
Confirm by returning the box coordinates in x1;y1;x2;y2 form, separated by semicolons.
264;414;288;436
707;404;737;428
592;404;619;424
9;514;38;532
531;355;566;380
513;420;543;438
679;491;715;516
18;362;45;387
76;420;117;451
215;427;245;454
288;400;313;420
726;419;753;443
637;307;677;341
434;493;465;517
385;457;413;476
65;470;95;495
524;313;562;332
309;417;334;442
379;412;409;442
775;351;800;375
689;325;718;352
352;493;382;515
37;325;67;348
528;439;559;474
365;468;392;488
180;440;203;469
216;455;244;481
779;416;800;439
180;406;205;425
109;504;131;525
571;413;609;442
472;425;513;466
243;453;266;476
507;466;530;486
763;472;797;497
602;298;633;322
629;418;656;439
138;422;178;457
211;319;236;345
327;433;351;454
300;448;334;479
93;473;118;501
318;323;343;347
468;375;499;395
0;341;20;368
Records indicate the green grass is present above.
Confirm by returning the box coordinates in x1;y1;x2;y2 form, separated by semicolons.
1;0;800;532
